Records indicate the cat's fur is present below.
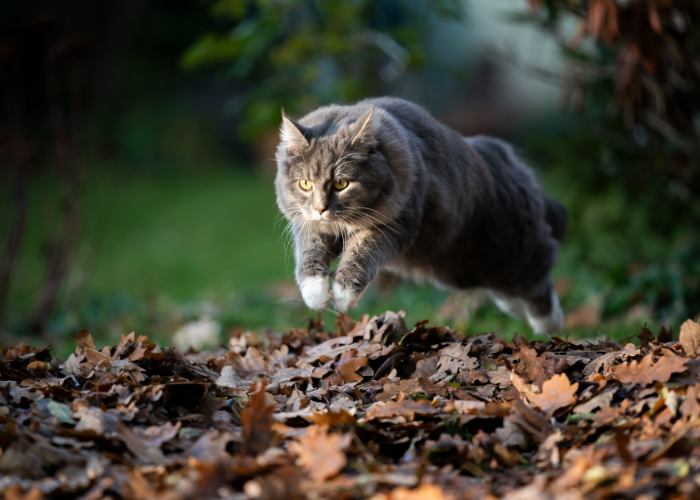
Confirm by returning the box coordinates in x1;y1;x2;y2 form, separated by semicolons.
275;97;567;334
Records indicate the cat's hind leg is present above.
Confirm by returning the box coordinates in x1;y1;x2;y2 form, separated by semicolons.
487;290;528;319
522;280;564;335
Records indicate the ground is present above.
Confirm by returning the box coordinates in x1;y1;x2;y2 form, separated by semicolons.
2;312;700;499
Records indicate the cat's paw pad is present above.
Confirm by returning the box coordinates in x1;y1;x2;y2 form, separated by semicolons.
300;276;332;310
332;282;360;313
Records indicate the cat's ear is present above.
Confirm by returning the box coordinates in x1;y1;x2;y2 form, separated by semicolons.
351;105;377;147
280;110;309;151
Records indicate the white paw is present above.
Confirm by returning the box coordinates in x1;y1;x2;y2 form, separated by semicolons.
526;291;564;335
331;281;361;313
299;276;332;310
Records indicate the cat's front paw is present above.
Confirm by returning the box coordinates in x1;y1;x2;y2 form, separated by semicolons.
299;276;332;310
331;281;361;313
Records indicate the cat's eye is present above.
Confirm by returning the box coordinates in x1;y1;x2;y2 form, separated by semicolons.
299;179;313;190
333;179;348;190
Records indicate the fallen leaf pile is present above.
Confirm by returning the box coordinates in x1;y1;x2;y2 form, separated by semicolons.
3;313;700;499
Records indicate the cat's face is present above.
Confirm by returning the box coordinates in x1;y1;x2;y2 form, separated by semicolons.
275;108;397;232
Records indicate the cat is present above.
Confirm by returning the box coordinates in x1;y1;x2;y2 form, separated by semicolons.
275;97;567;334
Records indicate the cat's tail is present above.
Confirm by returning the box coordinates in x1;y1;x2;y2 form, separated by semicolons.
544;196;567;243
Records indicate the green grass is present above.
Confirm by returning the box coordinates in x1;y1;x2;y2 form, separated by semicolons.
2;166;661;357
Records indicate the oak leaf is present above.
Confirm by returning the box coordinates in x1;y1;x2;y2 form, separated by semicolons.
335;350;368;384
680;320;700;357
73;329;95;351
609;355;688;386
530;373;579;418
638;325;655;348
365;398;438;422
242;387;276;456
288;426;351;482
436;342;477;374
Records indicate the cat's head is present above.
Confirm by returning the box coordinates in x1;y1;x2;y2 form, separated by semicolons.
275;105;400;231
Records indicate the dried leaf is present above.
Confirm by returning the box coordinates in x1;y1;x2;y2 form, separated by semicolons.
242;387;276;455
680;320;700;357
638;325;655;348
530;373;579;418
364;398;438;422
610;355;688;386
335;350;368;384
73;329;95;351
61;353;85;375
288;426;350;482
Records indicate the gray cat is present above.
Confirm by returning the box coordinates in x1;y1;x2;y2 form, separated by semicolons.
275;97;567;334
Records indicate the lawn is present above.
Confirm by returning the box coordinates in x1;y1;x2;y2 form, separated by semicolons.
2;165;657;355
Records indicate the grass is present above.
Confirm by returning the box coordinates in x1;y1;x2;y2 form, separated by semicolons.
2;165;660;357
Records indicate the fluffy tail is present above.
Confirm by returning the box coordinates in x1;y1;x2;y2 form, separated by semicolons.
544;196;567;243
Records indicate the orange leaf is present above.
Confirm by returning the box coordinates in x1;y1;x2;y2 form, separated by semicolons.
610;355;688;386
680;320;700;357
365;398;438;422
335;350;368;384
288;426;350;482
241;387;276;456
530;373;578;418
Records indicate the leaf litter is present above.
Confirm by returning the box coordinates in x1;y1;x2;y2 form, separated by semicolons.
2;314;700;499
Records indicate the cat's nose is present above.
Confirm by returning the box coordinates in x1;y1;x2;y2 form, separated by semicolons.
314;207;325;215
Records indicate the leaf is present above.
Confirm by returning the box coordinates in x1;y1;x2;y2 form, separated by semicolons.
27;360;48;376
215;366;253;391
436;342;477;374
73;406;121;436
638;325;655;348
308;408;356;427
680;320;700;357
335;349;368;384
530;373;579;418
288;426;351;482
241;387;275;455
680;385;700;419
73;329;95;351
517;346;565;389
658;325;673;344
610;355;688;386
61;353;85;375
47;400;76;424
364;398;438;422
119;423;170;466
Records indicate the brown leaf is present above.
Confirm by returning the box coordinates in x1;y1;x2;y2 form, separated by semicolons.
364;398;438;422
680;320;700;357
530;373;579;418
376;484;451;500
516;346;563;389
27;361;48;376
119;423;170;466
436;342;477;374
61;353;85;375
308;408;356;427
335;349;368;384
241;387;276;455
610;355;688;386
84;348;111;365
288;426;350;482
680;385;700;419
72;329;95;351
638;325;655;348
658;325;673;343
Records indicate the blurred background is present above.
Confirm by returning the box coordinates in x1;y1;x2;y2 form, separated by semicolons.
1;0;699;353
